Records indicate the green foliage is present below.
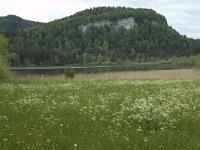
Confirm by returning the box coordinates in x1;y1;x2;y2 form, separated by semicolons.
167;54;200;67
191;54;200;69
0;35;10;61
64;66;75;79
0;61;11;81
0;35;11;81
0;15;42;36
1;7;200;66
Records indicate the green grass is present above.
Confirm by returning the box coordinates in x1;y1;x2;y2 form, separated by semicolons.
1;80;200;149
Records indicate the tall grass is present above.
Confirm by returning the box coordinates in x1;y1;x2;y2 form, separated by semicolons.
1;80;200;149
14;69;200;82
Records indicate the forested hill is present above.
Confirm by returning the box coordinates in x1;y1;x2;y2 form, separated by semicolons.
0;15;42;36
2;7;200;66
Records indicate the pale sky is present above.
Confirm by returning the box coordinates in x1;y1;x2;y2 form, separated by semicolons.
0;0;200;39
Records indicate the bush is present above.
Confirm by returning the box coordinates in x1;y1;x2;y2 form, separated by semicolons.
64;66;75;79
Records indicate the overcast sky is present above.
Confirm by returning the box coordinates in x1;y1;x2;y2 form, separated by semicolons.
0;0;199;39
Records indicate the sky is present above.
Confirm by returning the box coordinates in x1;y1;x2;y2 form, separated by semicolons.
0;0;200;39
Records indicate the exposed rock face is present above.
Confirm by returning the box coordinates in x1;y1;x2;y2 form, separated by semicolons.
93;20;112;27
116;18;136;29
80;17;137;32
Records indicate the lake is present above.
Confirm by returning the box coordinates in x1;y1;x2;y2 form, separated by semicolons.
11;63;191;75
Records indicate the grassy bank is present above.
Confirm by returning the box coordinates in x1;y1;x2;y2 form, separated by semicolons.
1;79;200;149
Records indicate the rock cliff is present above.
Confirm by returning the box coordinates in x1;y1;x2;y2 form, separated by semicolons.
80;17;137;32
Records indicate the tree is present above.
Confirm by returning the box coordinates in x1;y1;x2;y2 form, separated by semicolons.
0;35;11;81
0;35;9;61
82;52;90;64
102;41;109;56
64;66;75;79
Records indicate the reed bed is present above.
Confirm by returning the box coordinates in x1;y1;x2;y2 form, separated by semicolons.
15;69;200;81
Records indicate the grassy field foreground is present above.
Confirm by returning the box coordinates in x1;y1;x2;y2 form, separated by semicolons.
1;79;200;149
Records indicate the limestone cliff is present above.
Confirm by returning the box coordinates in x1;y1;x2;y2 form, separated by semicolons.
80;17;137;32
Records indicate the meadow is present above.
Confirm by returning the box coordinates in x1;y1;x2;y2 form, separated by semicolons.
1;70;200;149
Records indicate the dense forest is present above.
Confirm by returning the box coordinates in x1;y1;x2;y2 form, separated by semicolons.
1;7;200;66
0;15;42;37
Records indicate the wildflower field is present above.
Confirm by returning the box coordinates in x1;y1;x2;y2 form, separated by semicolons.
1;79;200;149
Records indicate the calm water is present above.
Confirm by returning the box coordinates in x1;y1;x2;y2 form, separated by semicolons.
11;64;191;75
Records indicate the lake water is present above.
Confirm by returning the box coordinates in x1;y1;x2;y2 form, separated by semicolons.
11;64;191;75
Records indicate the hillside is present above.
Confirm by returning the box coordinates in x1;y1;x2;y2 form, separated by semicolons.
2;7;200;66
0;15;42;36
